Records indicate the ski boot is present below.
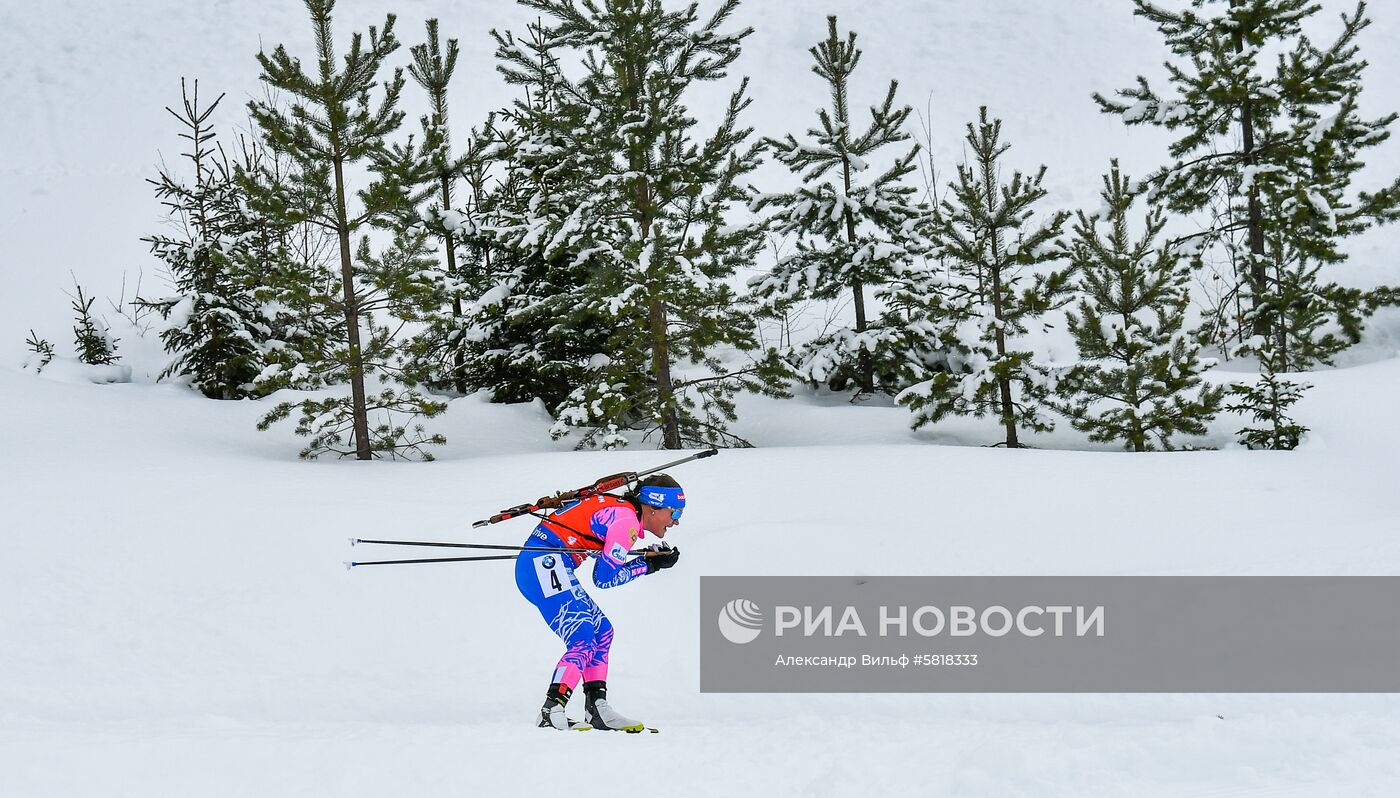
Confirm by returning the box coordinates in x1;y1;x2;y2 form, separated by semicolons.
537;683;590;730
582;680;645;732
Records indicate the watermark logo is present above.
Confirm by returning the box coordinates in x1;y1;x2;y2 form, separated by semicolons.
717;598;764;644
703;576;1400;692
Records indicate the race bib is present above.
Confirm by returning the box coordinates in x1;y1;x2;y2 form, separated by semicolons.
534;554;574;598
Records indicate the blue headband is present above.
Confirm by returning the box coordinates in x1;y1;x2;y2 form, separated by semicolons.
639;485;685;510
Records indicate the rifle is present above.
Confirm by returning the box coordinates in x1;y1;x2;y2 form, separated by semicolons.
470;448;717;528
345;449;717;569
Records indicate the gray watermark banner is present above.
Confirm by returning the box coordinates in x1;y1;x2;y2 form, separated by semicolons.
700;576;1400;692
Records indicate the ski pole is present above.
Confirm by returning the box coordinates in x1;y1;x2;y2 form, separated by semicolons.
346;554;518;568
346;546;674;569
471;448;718;528
352;538;603;556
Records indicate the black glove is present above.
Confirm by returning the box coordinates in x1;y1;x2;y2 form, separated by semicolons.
644;544;680;574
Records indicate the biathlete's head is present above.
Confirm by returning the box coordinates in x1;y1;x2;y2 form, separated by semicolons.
631;473;685;539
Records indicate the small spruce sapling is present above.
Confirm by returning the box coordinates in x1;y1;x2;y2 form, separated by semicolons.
749;15;929;395
1053;161;1224;451
24;330;54;373
1225;334;1310;450
140;79;272;399
70;283;120;366
895;107;1070;447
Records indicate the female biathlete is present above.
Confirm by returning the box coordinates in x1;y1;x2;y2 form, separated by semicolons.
515;474;684;731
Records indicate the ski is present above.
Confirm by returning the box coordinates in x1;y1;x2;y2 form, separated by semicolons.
564;723;658;733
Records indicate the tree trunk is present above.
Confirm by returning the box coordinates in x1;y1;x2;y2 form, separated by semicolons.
835;73;873;394
1126;312;1145;452
1231;11;1269;339
650;297;681;449
440;174;467;394
333;156;373;460
643;199;681;449
988;247;1018;448
189;99;215;296
843;187;873;394
626;62;681;449
990;289;1018;447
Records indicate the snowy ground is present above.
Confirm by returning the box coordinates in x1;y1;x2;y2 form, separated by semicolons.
4;355;1400;796
5;0;1400;795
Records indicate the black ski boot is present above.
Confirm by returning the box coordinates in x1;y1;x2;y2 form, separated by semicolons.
537;683;589;730
582;680;644;732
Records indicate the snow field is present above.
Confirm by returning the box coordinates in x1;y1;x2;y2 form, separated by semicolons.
5;359;1400;795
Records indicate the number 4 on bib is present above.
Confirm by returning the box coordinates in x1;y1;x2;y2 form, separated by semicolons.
535;555;572;597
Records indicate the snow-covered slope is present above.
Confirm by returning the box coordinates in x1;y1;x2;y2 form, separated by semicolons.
4;1;1400;795
4;356;1400;796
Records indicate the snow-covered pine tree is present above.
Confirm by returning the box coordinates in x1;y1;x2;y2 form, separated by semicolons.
140;80;272;399
70;282;120;366
492;0;788;449
396;19;499;396
248;0;446;460
1255;2;1400;368
227;124;339;396
254;223;449;461
444;23;614;411
895;107;1070;448
1052;161;1224;451
1258;2;1400;369
460;173;607;410
749;15;928;395
396;121;503;396
1226;333;1310;449
1095;0;1400;362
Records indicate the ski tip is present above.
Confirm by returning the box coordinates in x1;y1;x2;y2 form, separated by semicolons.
350;537;361;547
344;561;357;571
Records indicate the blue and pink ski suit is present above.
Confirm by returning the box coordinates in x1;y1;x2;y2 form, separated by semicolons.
514;495;651;690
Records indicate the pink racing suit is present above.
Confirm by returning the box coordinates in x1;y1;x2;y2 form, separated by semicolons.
513;495;651;689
